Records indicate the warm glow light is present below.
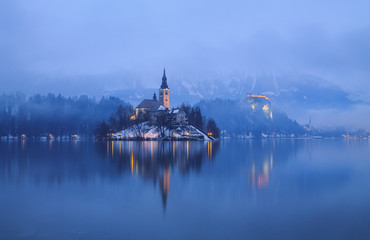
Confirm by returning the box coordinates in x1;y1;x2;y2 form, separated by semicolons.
173;141;175;158
186;141;189;159
247;94;269;100
151;141;153;160
263;161;269;175
208;141;213;160
270;153;273;169
257;174;269;188
119;141;121;156
163;167;170;195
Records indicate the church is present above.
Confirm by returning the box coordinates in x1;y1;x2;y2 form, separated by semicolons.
135;69;186;125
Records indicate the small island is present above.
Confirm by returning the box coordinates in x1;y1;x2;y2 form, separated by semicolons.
98;69;219;141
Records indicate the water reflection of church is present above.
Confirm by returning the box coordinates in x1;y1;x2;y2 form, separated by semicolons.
103;141;219;210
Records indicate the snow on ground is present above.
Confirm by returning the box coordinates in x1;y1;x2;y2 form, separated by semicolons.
112;122;211;141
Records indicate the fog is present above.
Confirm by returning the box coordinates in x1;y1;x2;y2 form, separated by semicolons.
1;0;370;128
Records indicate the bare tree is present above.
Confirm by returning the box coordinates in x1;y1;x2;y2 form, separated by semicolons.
131;120;146;139
155;110;170;138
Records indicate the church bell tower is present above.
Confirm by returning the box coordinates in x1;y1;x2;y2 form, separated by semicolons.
159;69;170;109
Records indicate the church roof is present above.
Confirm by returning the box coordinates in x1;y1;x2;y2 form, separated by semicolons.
136;99;161;109
157;105;167;111
169;108;183;114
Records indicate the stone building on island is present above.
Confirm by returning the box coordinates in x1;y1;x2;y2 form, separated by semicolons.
135;69;186;126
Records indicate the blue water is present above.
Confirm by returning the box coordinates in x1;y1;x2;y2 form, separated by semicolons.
1;139;370;240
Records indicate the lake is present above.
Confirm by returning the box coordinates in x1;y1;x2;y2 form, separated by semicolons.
1;139;370;240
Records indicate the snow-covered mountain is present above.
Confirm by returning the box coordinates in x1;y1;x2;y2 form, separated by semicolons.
108;73;357;108
98;72;370;128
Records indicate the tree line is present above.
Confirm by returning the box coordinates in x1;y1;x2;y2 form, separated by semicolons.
0;93;132;137
0;92;219;139
95;102;221;139
196;98;306;137
179;103;220;138
1;92;365;139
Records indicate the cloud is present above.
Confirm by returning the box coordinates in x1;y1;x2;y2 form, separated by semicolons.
0;0;369;99
307;104;370;130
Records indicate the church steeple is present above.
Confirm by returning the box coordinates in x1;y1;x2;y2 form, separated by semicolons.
161;68;169;89
159;68;170;109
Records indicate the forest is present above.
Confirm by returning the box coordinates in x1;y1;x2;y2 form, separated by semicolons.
5;92;364;139
0;92;131;137
0;93;220;139
196;98;306;137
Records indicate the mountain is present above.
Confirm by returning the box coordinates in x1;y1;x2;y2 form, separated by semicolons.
195;98;304;137
106;73;360;118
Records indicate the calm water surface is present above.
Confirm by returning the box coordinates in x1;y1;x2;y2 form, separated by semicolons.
1;139;370;240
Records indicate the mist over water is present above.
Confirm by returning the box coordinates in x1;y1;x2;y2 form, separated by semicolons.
1;139;370;239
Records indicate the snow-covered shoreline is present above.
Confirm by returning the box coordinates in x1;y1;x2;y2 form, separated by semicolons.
111;122;214;141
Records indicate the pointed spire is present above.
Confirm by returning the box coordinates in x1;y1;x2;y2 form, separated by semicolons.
153;92;157;101
161;68;169;89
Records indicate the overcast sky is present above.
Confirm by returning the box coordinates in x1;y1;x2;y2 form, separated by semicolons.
1;0;370;99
